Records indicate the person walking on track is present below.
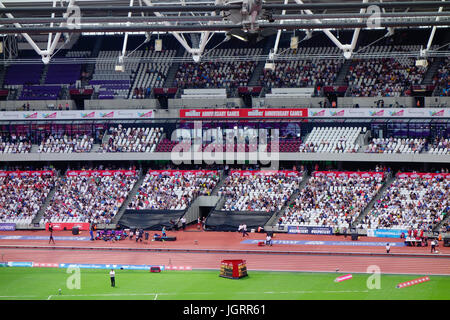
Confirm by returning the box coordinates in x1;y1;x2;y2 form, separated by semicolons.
48;224;55;244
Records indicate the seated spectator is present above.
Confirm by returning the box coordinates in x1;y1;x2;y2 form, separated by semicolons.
361;176;448;231
431;57;449;97
97;125;163;153
281;174;383;229
0;173;56;223
219;173;302;212
259;57;342;90
173;48;262;89
427;137;449;155
365;137;426;154
43;171;138;224
38;133;93;153
128;172;219;210
0;134;32;154
346;54;428;97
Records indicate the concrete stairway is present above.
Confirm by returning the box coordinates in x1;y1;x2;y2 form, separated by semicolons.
31;177;59;224
421;57;444;85
39;64;49;85
264;172;311;231
211;171;227;196
111;170;146;225
353;172;395;228
163;45;185;88
433;212;449;233
334;59;352;86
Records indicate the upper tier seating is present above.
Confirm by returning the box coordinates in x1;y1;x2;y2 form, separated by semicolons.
97;125;163;153
299;127;363;153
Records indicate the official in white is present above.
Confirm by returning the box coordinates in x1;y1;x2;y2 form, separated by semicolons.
110;269;115;287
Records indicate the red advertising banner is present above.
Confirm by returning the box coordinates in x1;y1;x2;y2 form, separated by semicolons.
66;170;137;177
230;170;301;177
180;108;308;119
46;222;90;231
313;171;385;179
0;170;54;178
396;172;450;180
396;276;430;289
147;170;218;176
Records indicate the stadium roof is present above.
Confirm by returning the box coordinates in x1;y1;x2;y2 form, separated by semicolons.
0;0;448;63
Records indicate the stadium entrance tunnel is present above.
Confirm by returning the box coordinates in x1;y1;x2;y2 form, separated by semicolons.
205;210;274;232
118;210;185;231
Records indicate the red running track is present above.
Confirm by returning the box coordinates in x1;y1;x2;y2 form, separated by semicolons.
0;229;449;275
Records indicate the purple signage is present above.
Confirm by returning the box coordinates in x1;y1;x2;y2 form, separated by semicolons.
287;226;333;235
0;223;16;231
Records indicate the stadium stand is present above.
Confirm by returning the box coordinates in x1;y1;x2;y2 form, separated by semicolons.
97;125;163;153
259;47;343;90
128;171;219;210
174;48;262;89
298;126;363;153
365;138;426;154
427;138;449;155
219;171;303;212
0;171;56;225
43;170;139;224
37;133;94;153
345;46;431;97
432;57;450;96
280;172;384;229
129;49;176;99
0;134;32;154
360;173;449;231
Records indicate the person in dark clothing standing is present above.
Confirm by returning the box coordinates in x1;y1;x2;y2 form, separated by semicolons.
110;269;115;287
242;224;249;237
48;224;55;244
431;239;437;253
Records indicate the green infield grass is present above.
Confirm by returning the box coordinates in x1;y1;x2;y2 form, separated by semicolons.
0;268;448;300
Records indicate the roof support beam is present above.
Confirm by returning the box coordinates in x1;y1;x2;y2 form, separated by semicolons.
424;0;445;55
1;2;450;14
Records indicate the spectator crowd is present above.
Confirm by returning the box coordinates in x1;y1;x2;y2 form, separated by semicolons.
0;134;32;154
97;125;163;153
0;173;56;223
361;176;449;231
128;172;219;210
37;134;94;153
280;175;383;229
43;171;139;224
346;56;427;97
219;173;303;212
365;138;426;154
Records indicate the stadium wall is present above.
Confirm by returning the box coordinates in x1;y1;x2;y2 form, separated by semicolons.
2;97;449;111
0;152;448;163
